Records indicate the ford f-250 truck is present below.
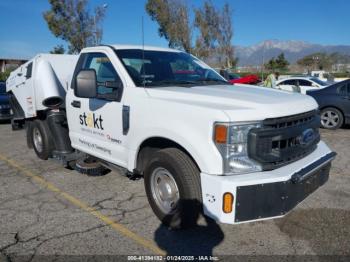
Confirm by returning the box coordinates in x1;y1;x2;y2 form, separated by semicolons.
6;45;336;228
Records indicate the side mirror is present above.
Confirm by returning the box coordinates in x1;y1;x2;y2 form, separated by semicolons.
75;69;97;98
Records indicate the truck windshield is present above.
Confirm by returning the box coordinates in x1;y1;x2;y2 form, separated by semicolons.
115;49;227;87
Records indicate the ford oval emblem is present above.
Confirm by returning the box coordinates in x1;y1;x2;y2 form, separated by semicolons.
301;128;315;145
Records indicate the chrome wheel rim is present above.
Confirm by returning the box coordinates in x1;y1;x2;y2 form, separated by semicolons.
33;127;43;152
321;110;339;128
150;167;179;214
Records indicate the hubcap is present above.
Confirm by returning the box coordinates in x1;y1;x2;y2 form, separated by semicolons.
33;127;43;153
321;111;339;128
150;167;180;214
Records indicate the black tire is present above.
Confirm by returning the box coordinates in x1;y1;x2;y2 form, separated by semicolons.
320;107;344;130
75;157;108;176
26;122;33;149
66;160;77;170
11;119;23;131
144;148;202;229
30;120;54;160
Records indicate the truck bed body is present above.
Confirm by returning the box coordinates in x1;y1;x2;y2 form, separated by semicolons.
6;54;78;117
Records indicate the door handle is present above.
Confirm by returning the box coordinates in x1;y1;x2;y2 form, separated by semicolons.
71;100;81;108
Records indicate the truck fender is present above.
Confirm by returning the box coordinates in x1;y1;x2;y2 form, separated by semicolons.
129;134;222;175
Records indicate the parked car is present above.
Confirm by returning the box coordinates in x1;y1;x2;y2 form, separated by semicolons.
0;82;12;121
276;76;329;94
228;73;260;85
307;80;350;129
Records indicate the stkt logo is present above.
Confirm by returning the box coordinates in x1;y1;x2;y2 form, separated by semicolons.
79;112;104;130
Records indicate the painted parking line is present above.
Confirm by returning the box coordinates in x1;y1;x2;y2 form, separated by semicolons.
0;153;166;256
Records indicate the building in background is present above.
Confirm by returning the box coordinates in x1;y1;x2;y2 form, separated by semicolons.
0;58;28;73
332;63;350;73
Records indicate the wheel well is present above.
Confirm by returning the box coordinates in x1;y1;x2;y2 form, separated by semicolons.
136;137;200;174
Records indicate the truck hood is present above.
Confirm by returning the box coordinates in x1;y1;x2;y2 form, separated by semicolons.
146;84;318;121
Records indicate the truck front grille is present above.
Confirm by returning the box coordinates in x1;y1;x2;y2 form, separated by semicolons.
248;110;320;170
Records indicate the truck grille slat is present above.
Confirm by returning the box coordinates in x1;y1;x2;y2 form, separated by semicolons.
248;110;320;170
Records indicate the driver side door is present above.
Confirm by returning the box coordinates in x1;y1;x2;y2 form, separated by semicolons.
67;52;128;167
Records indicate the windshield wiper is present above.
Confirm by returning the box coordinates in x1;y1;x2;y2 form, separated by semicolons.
145;80;197;87
195;78;229;85
142;78;228;87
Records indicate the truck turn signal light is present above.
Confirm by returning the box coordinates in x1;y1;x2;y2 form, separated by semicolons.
223;192;234;213
214;125;227;144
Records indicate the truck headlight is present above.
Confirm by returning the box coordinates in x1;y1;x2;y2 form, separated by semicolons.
214;122;262;175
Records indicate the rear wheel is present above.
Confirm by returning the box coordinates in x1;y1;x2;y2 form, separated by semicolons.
144;148;202;229
11;119;24;131
321;107;343;129
30;120;54;160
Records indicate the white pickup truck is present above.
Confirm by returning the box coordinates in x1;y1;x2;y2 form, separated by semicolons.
6;45;336;228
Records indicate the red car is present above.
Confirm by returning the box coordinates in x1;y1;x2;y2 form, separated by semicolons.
228;73;260;85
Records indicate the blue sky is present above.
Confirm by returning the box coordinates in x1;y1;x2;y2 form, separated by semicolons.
0;0;349;59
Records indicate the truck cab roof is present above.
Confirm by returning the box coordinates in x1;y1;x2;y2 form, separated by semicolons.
83;44;182;53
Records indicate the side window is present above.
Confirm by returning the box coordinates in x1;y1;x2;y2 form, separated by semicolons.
298;80;312;86
25;62;33;79
82;53;123;100
338;84;347;95
120;58;151;86
282;80;297;85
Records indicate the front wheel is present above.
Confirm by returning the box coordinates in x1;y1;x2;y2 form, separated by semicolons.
320;107;343;129
144;148;202;229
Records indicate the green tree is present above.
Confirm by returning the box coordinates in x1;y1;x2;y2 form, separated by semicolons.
297;52;333;71
50;44;65;54
0;70;11;82
297;54;315;70
194;1;220;59
43;0;106;54
146;0;236;68
275;53;289;71
217;3;234;68
264;57;278;71
146;0;192;52
265;53;289;72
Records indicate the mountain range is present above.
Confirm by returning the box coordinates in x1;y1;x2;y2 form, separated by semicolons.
235;40;350;66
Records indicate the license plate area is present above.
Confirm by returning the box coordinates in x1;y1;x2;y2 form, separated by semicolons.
303;171;320;195
234;163;331;223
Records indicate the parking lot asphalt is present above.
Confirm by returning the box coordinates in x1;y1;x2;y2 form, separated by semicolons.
0;122;349;261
